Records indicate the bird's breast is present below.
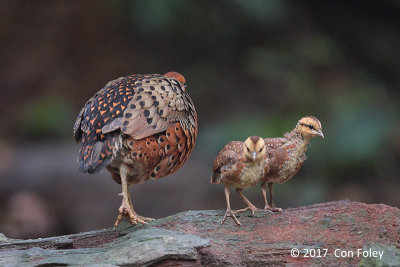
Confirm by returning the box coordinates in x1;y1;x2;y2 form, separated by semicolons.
234;162;264;188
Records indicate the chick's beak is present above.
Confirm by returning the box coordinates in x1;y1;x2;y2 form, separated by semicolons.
252;151;257;161
317;130;324;138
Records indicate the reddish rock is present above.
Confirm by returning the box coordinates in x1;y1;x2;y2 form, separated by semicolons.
1;200;399;266
156;200;400;266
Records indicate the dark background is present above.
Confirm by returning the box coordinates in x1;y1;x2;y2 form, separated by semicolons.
0;0;399;239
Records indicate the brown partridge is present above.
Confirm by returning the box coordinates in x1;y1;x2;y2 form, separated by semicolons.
261;116;323;212
211;136;268;225
73;72;197;228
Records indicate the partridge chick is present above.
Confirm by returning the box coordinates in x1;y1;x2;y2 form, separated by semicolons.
211;136;268;225
261;116;323;212
73;72;197;228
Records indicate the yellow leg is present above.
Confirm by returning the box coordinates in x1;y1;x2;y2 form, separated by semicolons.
114;164;154;229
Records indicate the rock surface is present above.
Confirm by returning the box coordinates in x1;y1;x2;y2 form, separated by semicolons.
1;200;399;266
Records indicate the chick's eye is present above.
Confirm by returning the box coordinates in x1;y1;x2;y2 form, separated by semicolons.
259;147;263;152
246;147;250;152
308;125;315;130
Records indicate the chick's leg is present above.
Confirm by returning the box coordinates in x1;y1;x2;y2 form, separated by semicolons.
221;185;241;225
261;181;272;212
235;188;260;214
267;182;283;212
114;164;154;229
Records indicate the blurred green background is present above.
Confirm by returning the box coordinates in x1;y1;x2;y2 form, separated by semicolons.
0;0;399;239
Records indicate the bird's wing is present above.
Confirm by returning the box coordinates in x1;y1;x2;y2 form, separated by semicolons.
264;137;288;150
263;135;294;179
116;75;196;139
212;141;243;172
211;141;244;184
73;73;195;173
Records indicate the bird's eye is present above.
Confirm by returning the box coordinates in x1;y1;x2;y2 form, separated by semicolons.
246;147;250;152
308;125;315;130
259;147;263;152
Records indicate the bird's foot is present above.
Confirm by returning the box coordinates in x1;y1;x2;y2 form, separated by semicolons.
236;204;261;215
264;205;283;212
221;208;241;226
114;201;154;229
134;214;155;222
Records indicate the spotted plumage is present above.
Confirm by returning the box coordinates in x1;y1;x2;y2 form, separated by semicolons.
261;116;323;212
73;72;197;227
211;136;267;225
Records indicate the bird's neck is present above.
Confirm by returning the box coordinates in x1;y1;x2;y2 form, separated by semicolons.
245;158;263;165
287;130;311;156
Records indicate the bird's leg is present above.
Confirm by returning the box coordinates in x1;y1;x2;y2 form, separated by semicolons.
221;185;241;225
125;184;154;223
235;188;260;214
114;164;154;229
267;182;282;212
261;181;272;213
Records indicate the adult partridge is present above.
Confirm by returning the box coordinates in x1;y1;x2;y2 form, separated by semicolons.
73;72;197;227
261;116;323;212
211;136;268;225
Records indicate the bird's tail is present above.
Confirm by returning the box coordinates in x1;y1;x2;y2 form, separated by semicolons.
78;134;119;173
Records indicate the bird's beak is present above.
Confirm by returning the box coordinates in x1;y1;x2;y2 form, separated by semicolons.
252;151;257;161
316;130;324;138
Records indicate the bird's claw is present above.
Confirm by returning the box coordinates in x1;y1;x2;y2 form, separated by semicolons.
113;202;155;229
221;208;241;225
264;205;283;213
236;205;260;215
135;215;155;222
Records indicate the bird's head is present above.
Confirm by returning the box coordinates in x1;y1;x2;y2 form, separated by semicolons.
295;116;324;139
243;136;266;162
164;71;187;90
